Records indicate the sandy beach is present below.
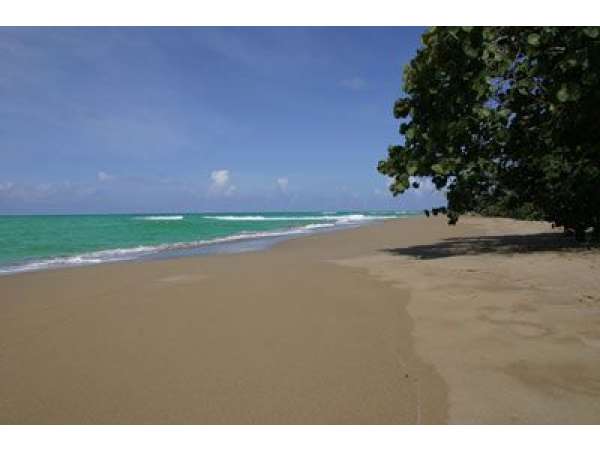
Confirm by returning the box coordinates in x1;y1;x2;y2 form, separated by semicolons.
1;216;599;424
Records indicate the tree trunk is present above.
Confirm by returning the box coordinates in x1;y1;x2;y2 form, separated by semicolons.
592;224;600;241
575;226;586;242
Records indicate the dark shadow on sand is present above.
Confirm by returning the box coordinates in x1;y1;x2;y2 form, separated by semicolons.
381;232;597;260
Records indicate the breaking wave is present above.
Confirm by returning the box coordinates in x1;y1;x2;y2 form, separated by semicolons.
137;215;184;221
202;214;397;223
0;222;357;275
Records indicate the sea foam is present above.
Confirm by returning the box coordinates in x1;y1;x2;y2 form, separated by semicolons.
138;215;184;221
202;214;396;222
0;212;405;275
0;221;347;275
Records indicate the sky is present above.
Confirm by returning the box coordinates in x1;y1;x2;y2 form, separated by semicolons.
0;27;446;214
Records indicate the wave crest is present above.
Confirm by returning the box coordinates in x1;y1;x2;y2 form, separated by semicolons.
203;214;396;222
137;215;184;221
0;222;346;275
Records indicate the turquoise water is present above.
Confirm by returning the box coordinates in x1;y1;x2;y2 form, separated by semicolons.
0;211;416;274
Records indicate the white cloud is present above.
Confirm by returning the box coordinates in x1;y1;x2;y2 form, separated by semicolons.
0;181;14;192
340;77;367;91
209;169;236;196
0;181;97;202
97;171;114;182
211;169;229;187
375;177;436;197
276;177;289;193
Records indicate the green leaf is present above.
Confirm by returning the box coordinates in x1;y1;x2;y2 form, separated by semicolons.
393;99;411;118
556;83;581;102
582;72;598;86
405;127;416;140
462;42;478;58
527;33;540;46
431;163;444;174
583;27;599;38
477;107;491;118
391;176;410;194
567;82;581;101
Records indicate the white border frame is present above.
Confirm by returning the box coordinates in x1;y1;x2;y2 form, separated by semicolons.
1;0;599;26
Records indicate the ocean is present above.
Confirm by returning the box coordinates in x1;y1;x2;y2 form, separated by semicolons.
0;211;417;275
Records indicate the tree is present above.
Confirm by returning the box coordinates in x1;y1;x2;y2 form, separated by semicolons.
378;27;600;239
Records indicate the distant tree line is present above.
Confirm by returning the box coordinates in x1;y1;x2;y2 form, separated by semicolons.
378;27;600;241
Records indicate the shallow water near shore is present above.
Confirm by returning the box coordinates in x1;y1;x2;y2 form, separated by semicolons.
0;211;416;274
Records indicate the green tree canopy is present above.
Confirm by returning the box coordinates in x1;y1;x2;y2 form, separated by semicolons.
378;27;600;239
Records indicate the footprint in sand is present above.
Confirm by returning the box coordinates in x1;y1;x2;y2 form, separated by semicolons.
578;293;600;306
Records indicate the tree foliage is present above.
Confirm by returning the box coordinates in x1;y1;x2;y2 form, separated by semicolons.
378;27;600;239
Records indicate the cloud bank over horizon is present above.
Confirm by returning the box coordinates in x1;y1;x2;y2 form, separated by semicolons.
0;172;446;214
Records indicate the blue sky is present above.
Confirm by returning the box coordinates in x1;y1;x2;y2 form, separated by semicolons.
0;27;445;213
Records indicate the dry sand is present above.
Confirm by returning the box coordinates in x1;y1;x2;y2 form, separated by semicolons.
1;216;599;424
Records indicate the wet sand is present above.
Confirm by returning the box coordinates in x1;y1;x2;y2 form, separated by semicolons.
1;216;599;423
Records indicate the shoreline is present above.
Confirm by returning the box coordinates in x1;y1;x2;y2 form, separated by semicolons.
2;216;599;423
0;214;412;276
0;222;357;277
